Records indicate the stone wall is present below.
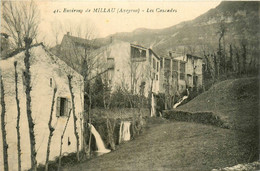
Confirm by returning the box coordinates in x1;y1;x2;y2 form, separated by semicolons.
88;108;149;151
162;110;228;128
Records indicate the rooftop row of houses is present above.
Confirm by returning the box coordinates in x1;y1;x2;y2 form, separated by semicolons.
56;33;203;98
0;33;203;170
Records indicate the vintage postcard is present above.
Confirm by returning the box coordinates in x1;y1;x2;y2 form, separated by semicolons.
0;0;259;171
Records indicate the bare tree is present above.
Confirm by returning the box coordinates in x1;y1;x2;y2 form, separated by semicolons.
217;21;227;74
14;61;21;171
51;19;63;46
68;75;80;161
45;87;57;171
1;75;9;171
53;21;104;158
2;1;40;49
241;41;247;74
58;109;72;171
23;37;37;171
229;44;233;72
106;116;116;150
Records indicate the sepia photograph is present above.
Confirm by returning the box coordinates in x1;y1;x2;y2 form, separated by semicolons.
0;0;259;170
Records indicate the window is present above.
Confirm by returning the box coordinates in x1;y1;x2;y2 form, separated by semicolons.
149;51;152;63
157;62;159;72
180;62;185;73
172;60;178;71
153;58;156;69
50;78;52;87
56;97;71;117
164;70;170;78
172;71;178;79
141;50;146;58
164;58;170;69
180;62;186;80
180;73;185;80
131;47;146;59
131;47;140;58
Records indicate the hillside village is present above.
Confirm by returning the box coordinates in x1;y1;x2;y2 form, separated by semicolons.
0;1;259;171
52;33;204;108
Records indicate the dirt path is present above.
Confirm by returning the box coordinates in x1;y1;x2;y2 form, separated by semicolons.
63;120;255;171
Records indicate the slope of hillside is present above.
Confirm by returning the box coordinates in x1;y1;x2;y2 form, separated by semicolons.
177;77;259;132
59;77;259;171
63;120;258;171
97;1;259;59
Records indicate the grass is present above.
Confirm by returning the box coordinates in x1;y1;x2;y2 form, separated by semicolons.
63;119;256;171
178;77;259;132
62;77;259;170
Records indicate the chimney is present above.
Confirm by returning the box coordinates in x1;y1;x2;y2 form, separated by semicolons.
110;36;113;43
67;32;70;36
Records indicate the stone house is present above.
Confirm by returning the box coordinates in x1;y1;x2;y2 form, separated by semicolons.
51;33;104;75
161;51;203;95
0;44;83;171
94;40;161;97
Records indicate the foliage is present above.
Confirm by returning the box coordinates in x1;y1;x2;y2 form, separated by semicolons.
109;86;148;108
91;75;105;108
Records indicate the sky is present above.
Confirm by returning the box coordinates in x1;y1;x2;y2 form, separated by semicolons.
35;1;221;46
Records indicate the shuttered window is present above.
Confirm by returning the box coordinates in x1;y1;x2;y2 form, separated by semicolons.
56;97;71;117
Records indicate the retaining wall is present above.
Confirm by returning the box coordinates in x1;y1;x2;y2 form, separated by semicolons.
162;110;228;128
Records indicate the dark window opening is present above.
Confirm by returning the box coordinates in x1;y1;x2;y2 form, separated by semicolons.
180;62;185;73
164;58;170;69
153;58;156;69
172;71;178;79
180;73;185;80
56;97;71;117
180;62;186;80
172;60;178;71
141;50;146;58
50;78;52;87
60;98;66;116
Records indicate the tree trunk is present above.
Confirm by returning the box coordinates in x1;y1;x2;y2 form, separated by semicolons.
242;44;247;74
1;75;9;171
236;52;241;75
223;34;226;73
148;78;154;115
14;61;21;171
213;53;218;80
45;88;57;171
82;58;89;158
58;109;72;171
67;75;80;161
229;44;233;72
106;117;115;150
23;37;37;171
87;92;92;157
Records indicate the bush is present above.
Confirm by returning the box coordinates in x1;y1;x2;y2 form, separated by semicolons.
162;110;228;128
109;87;148;108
